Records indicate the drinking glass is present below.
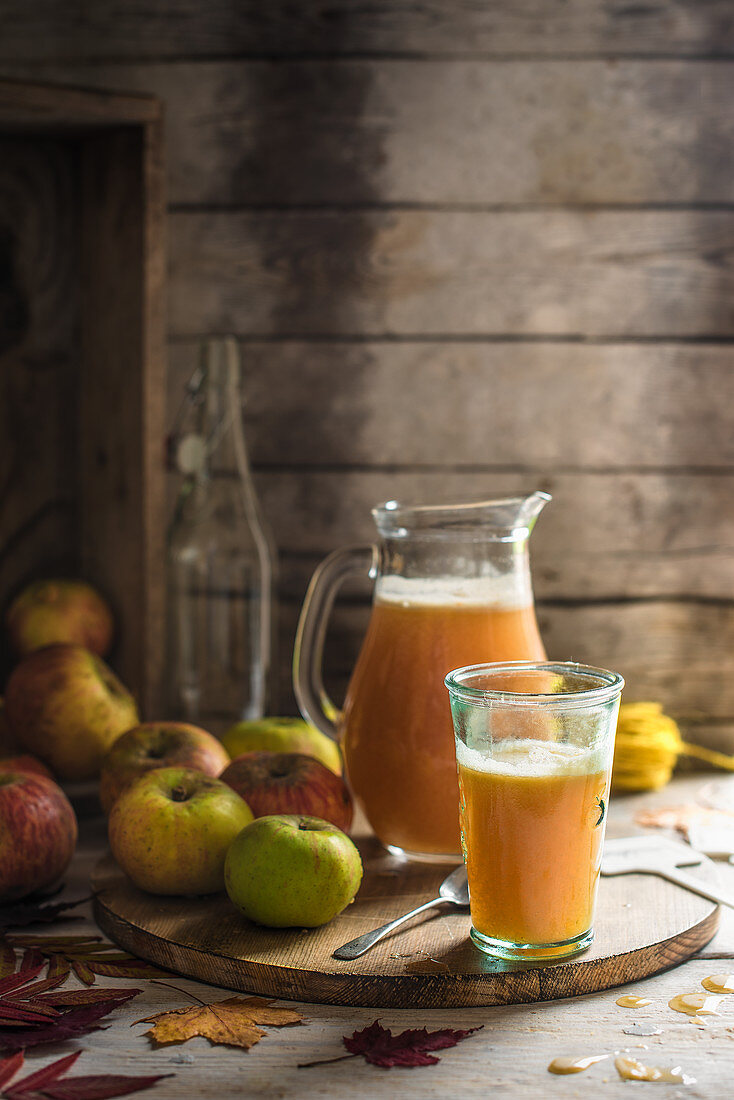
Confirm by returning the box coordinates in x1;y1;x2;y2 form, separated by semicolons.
445;661;624;961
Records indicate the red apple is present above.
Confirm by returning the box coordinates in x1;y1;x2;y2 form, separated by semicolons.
0;772;78;901
225;815;363;928
220;751;353;832
99;722;230;814
108;766;254;895
0;755;54;780
4;644;139;781
6;579;114;657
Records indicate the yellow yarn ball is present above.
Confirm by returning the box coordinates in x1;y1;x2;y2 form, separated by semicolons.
612;702;734;792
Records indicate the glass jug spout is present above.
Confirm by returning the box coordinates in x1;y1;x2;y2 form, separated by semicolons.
511;489;552;533
372;490;551;542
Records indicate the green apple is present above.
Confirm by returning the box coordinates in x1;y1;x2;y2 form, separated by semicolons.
6;579;114;657
224;814;363;927
221;717;342;776
108;766;254;895
4;644;139;781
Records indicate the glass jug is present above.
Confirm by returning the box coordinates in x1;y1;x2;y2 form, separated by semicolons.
293;492;550;861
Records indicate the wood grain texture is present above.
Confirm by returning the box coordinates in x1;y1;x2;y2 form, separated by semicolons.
0;80;167;716
80;118;167;717
91;838;719;1008
256;470;734;599
169;209;734;338
169;340;734;470
22;60;734;206
0;77;161;126
0;135;80;679
1;1;733;60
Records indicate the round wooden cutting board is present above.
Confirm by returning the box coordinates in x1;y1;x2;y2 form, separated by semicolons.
92;834;720;1009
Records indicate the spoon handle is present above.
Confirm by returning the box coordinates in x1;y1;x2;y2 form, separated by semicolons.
332;896;444;960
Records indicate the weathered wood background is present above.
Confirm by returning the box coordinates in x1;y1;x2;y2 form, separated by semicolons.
0;1;732;744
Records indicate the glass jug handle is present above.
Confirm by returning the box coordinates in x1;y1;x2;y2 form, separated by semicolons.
293;544;380;740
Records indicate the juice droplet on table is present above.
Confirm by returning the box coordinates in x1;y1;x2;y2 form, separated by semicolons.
669;993;721;1016
616;994;652;1008
615;1056;695;1084
702;974;734;994
548;1055;608;1075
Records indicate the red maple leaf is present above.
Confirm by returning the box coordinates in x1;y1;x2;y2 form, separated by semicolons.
301;1019;482;1069
0;1049;172;1099
0;990;142;1053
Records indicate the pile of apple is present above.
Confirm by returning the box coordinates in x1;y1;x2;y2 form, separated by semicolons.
0;579;363;929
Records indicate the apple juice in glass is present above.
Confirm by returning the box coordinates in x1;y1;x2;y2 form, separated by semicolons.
293;493;549;861
445;661;624;960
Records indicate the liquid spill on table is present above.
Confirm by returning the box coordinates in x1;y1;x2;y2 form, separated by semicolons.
547;1054;608;1075
614;1055;695;1084
669;992;722;1018
702;973;734;994
616;993;652;1008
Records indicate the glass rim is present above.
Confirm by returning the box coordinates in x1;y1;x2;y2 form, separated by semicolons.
444;660;625;709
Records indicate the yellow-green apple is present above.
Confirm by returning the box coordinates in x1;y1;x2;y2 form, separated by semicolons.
0;755;54;780
0;771;78;901
99;722;230;814
220;751;352;832
224;814;363;927
108;766;254;895
4;644;139;781
221;717;342;775
6;579;114;657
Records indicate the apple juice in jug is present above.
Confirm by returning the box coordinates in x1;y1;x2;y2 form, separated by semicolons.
341;575;545;857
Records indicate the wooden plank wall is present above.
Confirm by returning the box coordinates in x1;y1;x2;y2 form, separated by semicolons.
0;136;80;680
1;1;733;745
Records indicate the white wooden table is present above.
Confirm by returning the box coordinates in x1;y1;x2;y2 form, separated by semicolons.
15;775;734;1098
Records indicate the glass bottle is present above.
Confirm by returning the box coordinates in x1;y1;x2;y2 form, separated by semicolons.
167;337;276;734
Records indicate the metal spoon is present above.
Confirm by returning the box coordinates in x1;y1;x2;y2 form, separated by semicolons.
332;864;469;960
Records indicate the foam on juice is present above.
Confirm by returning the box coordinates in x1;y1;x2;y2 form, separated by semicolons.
456;738;605;779
375;573;531;611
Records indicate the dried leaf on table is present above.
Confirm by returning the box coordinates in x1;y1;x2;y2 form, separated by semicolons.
33;987;142;1008
0;968;52;1024
4;937;167;985
0;990;142;1053
0;1048;172;1099
0;946;16;981
136;995;303;1051
0;891;86;933
300;1019;482;1069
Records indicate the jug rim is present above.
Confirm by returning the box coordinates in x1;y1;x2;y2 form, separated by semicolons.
372;492;551;541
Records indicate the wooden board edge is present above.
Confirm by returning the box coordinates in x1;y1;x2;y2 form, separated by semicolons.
0;79;161;126
92;893;720;1010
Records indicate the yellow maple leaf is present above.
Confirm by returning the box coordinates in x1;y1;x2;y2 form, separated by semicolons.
136;996;303;1050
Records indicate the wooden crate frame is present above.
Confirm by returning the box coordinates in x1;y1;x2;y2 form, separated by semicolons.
0;79;166;717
